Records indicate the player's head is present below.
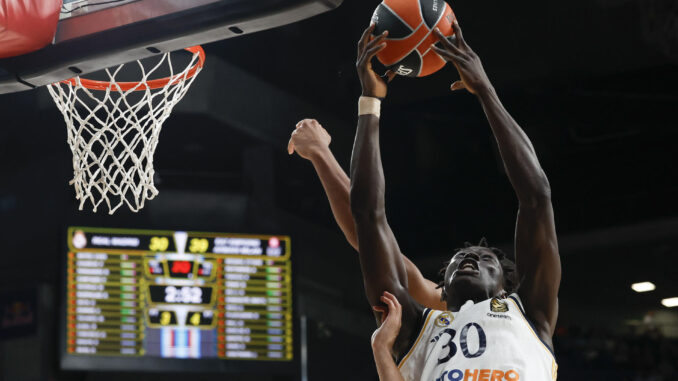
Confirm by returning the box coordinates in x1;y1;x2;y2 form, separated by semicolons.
437;238;518;307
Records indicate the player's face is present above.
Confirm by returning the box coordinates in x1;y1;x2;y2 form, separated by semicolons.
444;247;504;303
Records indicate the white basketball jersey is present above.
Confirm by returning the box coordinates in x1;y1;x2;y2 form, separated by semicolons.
398;294;557;381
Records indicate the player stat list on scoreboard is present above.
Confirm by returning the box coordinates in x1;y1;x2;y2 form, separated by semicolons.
65;227;292;361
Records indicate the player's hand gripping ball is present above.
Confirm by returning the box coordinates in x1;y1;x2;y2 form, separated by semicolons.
371;0;456;78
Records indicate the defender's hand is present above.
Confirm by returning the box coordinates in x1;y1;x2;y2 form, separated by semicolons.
371;291;402;351
357;24;395;99
287;119;331;160
432;21;492;94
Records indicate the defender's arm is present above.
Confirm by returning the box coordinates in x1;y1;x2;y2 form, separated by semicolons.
372;291;406;381
288;121;446;310
288;120;355;245
402;256;446;311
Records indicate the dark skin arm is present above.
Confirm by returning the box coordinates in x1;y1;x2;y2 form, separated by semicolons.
287;120;446;311
434;22;561;348
350;24;423;357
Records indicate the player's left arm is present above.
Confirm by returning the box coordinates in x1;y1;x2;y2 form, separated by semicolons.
434;23;561;343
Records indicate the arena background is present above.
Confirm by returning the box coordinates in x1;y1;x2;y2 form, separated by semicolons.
0;0;676;380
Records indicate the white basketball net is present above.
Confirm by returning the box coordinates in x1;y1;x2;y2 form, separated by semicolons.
47;49;203;214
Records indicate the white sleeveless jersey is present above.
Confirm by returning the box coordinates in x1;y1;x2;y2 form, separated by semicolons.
398;294;557;381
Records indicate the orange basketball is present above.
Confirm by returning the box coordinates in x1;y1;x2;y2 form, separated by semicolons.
371;0;456;77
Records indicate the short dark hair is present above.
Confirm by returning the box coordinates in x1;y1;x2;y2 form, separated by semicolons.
437;237;518;300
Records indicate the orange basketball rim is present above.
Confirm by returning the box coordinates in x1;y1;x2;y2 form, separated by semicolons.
61;46;206;91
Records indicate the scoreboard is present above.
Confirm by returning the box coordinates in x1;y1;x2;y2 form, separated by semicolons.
62;227;292;368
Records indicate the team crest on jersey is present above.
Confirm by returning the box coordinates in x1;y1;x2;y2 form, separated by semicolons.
434;312;453;327
490;298;509;313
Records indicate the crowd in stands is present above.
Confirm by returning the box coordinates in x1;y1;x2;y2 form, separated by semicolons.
554;324;678;380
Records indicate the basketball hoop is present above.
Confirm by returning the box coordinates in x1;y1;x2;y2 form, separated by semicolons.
47;46;205;214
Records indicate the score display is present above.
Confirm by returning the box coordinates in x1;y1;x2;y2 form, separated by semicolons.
63;227;292;364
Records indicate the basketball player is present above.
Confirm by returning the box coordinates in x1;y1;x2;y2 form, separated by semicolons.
350;20;560;380
287;118;445;311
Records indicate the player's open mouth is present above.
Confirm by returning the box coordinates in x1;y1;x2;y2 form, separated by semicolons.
454;259;479;276
458;259;478;271
455;269;479;276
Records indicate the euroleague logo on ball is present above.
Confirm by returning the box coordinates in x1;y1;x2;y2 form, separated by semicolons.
395;65;414;76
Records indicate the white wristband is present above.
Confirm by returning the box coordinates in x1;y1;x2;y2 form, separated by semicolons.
358;96;381;118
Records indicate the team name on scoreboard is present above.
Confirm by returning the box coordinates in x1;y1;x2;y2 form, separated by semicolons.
65;227;292;361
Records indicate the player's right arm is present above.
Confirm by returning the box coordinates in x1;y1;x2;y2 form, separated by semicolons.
350;24;423;357
288;120;447;311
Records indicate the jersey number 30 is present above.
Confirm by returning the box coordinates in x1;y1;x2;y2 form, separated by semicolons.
437;323;487;364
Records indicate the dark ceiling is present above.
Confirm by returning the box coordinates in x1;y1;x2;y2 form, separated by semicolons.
201;0;678;249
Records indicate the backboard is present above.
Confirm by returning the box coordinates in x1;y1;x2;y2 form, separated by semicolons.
0;0;343;94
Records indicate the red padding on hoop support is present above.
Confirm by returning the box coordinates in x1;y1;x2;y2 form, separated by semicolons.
0;0;61;59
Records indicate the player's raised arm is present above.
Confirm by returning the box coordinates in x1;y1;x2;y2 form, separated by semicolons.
350;24;423;357
288;120;447;311
434;22;561;345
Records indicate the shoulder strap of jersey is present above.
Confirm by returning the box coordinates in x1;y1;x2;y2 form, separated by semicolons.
396;307;434;368
507;293;556;357
508;293;526;313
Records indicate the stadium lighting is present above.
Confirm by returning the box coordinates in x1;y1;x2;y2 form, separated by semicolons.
631;282;656;293
661;298;678;308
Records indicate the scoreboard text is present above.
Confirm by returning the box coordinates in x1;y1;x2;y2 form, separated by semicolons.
65;227;292;361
